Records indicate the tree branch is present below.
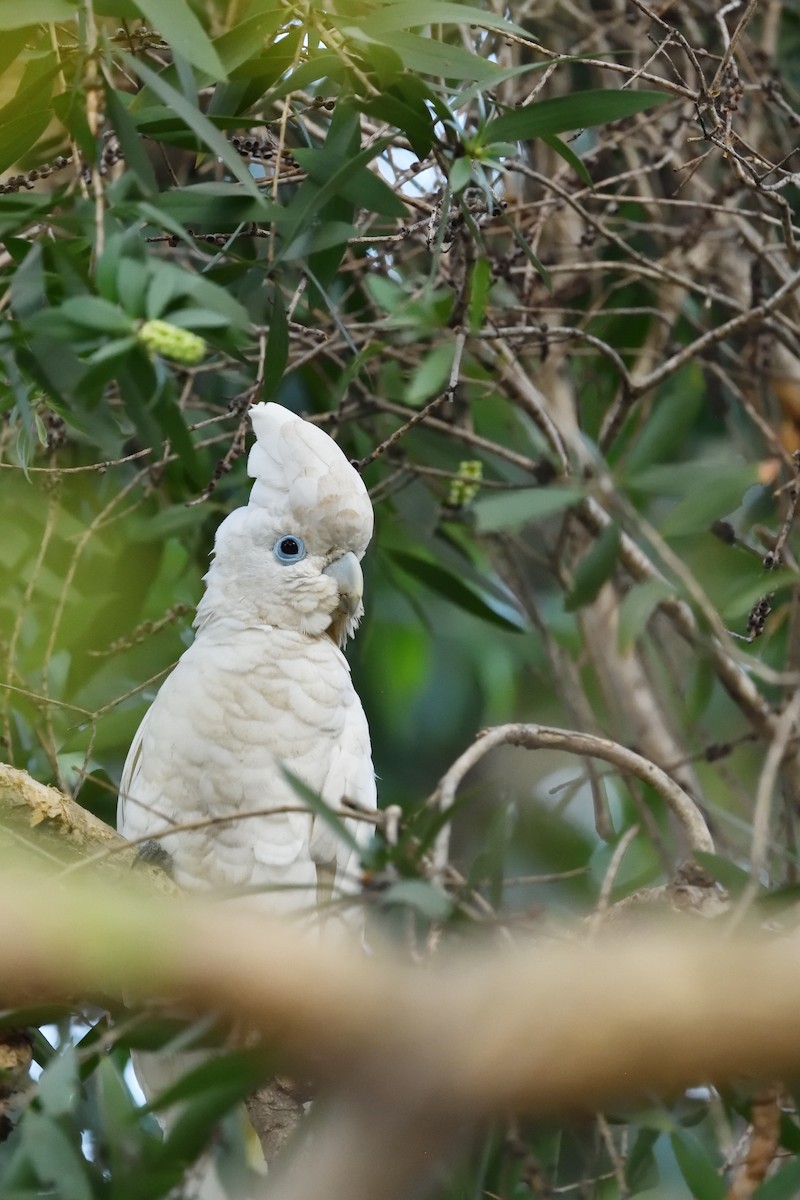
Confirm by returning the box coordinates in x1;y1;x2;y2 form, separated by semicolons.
430;723;714;876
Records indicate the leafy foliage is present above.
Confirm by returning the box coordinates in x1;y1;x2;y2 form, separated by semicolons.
1;0;800;1197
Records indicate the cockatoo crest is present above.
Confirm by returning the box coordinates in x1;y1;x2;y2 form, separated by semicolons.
247;402;373;558
195;403;372;645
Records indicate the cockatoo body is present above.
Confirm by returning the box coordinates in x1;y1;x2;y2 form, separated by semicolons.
119;402;376;917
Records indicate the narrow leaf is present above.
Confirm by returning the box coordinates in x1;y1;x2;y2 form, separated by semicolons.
213;10;284;76
262;285;288;401
617;579;674;651
468;257;492;333
0;110;51;175
564;522;620;611
352;1;527;37
21;1112;93;1200
670;1132;726;1200
542;132;592;186
659;466;759;536
474;486;584;532
104;84;158;194
279;766;362;856
482;89;669;144
0;0;75;26
755;1157;800;1200
692;852;751;897
58;296;134;334
120;51;265;202
277;138;393;251
131;0;226;78
391;549;527;631
378;31;501;81
497;207;551;289
0;26;28;76
382;879;453;920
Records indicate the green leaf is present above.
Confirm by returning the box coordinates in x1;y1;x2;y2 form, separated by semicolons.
0;110;51;175
149;182;276;228
95;1057;139;1171
38;1047;79;1117
542;132;593;186
142;259;251;328
262;285;288;401
378;31;501;81
777;1113;800;1154
482;88;669;144
617;579;674;651
755;1157;800;1200
293;146;408;218
405;342;455;405
625;459;744;496
21;1112;93;1200
449;155;474;193
152;389;202;485
279;766;362;857
468;257;491;333
565;522;620;611
152;1051;269;1174
58;296;135;334
213;9;284;76
382;878;453;920
278;145;394;252
670;1132;726;1200
474;485;584;532
0;192;55;237
496;207;551;289
624;363;704;473
260;49;342;104
104;84;158;195
390;549;527;631
120;51;265;202
351;1;527;36
149;1048;267;1115
692;852;751;897
0;0;75;26
0;26;29;76
358;86;435;159
131;0;225;78
658;465;759;536
625;1126;661;1192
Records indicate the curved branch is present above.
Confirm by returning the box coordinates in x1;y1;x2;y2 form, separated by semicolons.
430;723;714;874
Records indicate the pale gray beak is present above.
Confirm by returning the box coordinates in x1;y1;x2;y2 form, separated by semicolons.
323;552;364;645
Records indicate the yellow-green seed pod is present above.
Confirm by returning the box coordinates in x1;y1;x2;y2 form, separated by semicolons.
448;459;483;508
137;320;207;365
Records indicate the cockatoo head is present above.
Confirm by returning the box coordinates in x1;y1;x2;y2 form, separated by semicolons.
196;403;373;645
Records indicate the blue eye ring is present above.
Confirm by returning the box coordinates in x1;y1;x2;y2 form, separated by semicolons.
274;534;306;564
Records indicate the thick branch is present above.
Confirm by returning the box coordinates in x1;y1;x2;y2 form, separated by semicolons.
1;866;800;1123
0;763;175;894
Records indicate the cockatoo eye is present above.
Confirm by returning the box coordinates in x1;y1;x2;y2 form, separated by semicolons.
274;534;306;564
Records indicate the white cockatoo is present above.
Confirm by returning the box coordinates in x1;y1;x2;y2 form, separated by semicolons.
119;401;376;916
117;403;376;1197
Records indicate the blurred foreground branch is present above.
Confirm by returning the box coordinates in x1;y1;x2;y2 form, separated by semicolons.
1;861;799;1120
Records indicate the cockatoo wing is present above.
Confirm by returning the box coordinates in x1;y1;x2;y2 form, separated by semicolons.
312;696;376;877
